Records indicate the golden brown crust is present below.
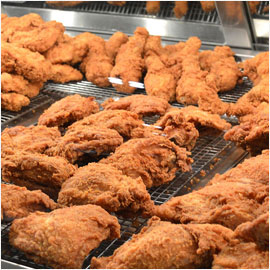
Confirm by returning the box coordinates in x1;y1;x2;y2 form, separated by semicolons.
58;163;153;213
146;1;160;14
46;1;84;7
1;183;56;221
100;137;192;188
1;93;30;111
9;204;120;269
38;94;99;127
49;64;83;83
45;125;123;163
200;1;215;12
174;1;188;18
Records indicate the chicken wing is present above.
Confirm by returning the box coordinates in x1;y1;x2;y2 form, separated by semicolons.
9;204;120;269
152;180;268;230
110;27;149;93
2;152;76;199
174;1;188;18
8;20;65;53
80;33;113;87
38;94;99;127
1;73;43;98
101;94;171;117
1;183;56;221
105;31;129;61
49;64;83;83
1;42;52;82
146;1;160;14
1;93;30;112
200;1;215;12
68;110;143;138
45;126;123;163
58;163;153;213
224;102;269;155
1;125;61;158
100;136;192;188
199;46;241;92
91;216;233;269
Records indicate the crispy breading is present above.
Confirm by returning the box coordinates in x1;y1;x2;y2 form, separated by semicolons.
224;102;269;155
8;21;65;53
46;1;84;6
105;31;129;61
91;216;233;269
208;150;269;186
1;72;43;98
174;1;188;18
152;179;268;230
200;1;215;12
58;163;153;213
212;241;269;269
49;64;83;83
80;33;113;87
38;94;99;127
107;1;126;6
1;125;61;159
234;212;269;251
1;183;56;221
2;152;76;199
1;93;30;111
199;46;241;92
9;204;120;269
101;94;171;117
45;32;91;65
110;27;149;93
68;110;144;138
45;126;123;163
248;1;260;14
100;137;192;188
1;42;52;82
146;1;160;14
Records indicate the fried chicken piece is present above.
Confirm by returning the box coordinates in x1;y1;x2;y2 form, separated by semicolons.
80;34;113;87
1;73;43;98
1;42;52;82
208;150;269;186
45;32;91;65
110;27;149;93
101;94;171;117
2;152;76;199
234;212;269;251
176;55;229;115
1;183;56;221
1;13;44;42
8;21;65;53
200;1;215;12
9;204;120;269
144;54;177;102
239;51;269;85
1;125;61;159
199;46;241;92
146;1;160;14
224;102;269;155
38;94;99;127
49;64;83;83
1;93;30;112
100;137;192;188
227;76;269;117
107;1;126;6
152;180;268;230
105;31;129;61
174;1;188;18
46;1;84;7
91;216;233;269
248;1;260;14
213;241;269;269
157;106;231;131
58;163;153;213
69;110;143;138
45;126;123;163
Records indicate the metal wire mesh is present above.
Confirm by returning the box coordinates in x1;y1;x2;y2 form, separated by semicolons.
255;1;269;18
